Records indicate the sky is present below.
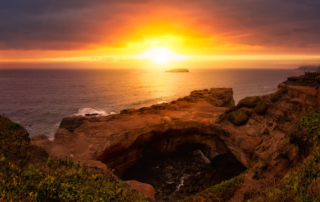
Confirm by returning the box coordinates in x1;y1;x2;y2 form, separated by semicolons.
1;0;320;69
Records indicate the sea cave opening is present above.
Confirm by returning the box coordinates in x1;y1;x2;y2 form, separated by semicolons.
119;141;247;201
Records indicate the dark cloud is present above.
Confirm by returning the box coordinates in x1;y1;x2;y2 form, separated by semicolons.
0;0;320;50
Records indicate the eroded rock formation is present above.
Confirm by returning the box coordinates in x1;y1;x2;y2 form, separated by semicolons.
31;75;320;201
31;88;238;175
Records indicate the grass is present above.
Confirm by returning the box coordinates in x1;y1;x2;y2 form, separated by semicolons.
184;175;244;202
0;116;147;202
254;109;320;202
228;109;250;125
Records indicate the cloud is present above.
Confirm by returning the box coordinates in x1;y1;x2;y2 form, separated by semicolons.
0;0;320;51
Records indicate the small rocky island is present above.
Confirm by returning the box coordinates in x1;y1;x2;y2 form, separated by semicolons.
165;69;189;73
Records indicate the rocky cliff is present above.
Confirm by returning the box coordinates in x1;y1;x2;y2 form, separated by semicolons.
186;74;320;201
31;88;234;174
31;74;320;201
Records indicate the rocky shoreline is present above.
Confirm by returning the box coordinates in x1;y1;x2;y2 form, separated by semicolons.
30;74;320;201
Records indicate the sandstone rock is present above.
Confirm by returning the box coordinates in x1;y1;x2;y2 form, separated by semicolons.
125;180;156;201
59;116;90;132
225;106;239;114
120;108;138;114
85;160;109;172
31;134;49;141
30;134;51;149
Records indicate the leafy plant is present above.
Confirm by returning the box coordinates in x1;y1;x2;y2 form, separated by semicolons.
228;109;250;125
184;175;244;202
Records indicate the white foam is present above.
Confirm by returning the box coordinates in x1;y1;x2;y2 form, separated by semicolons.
158;101;168;104
48;122;60;141
193;150;211;164
74;108;108;116
176;174;190;191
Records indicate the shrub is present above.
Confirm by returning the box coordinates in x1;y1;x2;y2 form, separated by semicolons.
288;109;320;157
270;88;287;102
237;96;260;108
6;122;21;130
184;175;244;202
254;100;268;114
228;109;250;125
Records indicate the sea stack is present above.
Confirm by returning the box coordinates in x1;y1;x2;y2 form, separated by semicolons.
165;69;189;73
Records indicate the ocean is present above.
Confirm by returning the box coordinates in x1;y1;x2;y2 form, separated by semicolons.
0;68;303;139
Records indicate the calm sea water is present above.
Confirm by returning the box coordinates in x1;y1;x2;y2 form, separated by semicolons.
0;69;302;139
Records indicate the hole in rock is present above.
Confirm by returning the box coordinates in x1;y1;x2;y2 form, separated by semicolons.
120;143;247;201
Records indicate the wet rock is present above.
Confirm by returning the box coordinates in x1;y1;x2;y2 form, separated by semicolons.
163;183;177;195
177;186;188;198
199;178;205;185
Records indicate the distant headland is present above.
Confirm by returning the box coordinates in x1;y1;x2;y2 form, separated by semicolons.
296;66;320;71
165;69;189;73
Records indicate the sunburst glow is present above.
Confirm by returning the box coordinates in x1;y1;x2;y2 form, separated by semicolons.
134;47;190;65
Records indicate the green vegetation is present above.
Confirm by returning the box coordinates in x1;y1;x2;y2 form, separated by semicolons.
270;88;287;102
228;109;250;125
0;116;147;202
254;100;268;114
288;109;320;146
259;109;320;201
237;96;261;108
184;176;244;202
5;122;21;130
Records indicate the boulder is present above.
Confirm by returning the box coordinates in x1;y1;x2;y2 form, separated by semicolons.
125;180;156;201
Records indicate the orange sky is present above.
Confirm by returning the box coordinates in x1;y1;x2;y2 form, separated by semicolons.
1;1;320;69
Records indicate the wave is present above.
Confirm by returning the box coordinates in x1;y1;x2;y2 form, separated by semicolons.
74;108;108;116
70;85;85;88
48;122;61;141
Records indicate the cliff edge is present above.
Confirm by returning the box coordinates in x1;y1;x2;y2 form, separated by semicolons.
30;74;320;201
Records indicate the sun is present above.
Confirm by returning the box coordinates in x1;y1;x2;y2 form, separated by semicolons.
134;46;190;65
